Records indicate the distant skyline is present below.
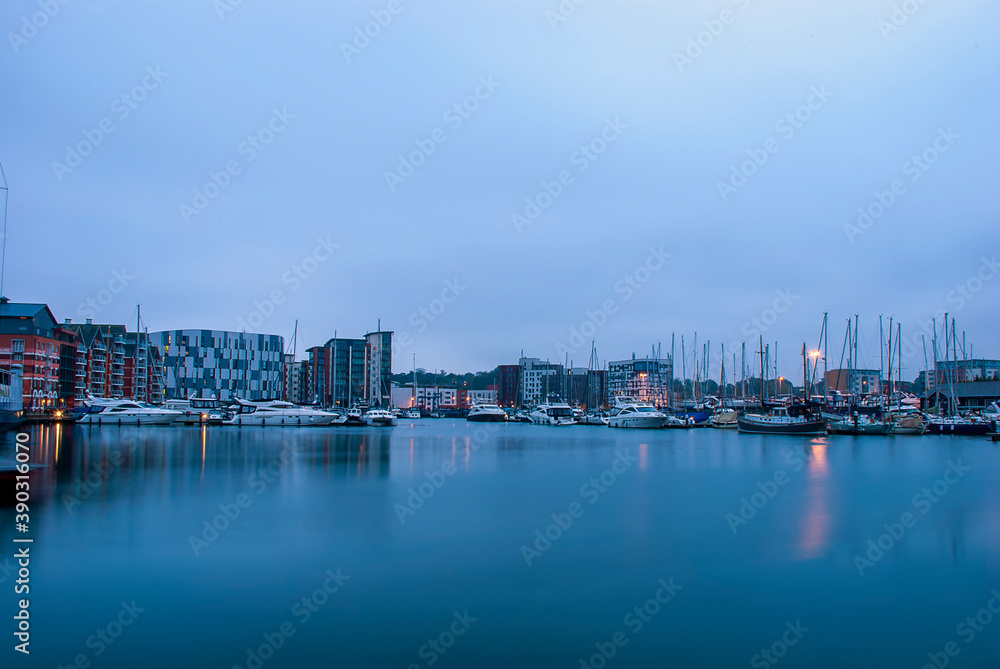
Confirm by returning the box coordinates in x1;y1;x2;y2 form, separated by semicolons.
2;0;997;382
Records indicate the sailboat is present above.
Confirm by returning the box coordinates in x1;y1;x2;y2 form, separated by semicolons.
579;342;610;425
926;316;992;435
737;340;827;435
405;354;421;419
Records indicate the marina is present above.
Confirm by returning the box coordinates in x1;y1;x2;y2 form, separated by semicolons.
4;421;1000;668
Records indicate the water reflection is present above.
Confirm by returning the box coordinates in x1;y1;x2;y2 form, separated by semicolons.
797;438;832;559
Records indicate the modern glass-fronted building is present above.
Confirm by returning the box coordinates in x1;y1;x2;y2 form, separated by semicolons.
150;329;284;400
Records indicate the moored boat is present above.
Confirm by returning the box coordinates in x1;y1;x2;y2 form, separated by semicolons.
827;412;891;435
737;403;826;436
466;403;507;422
889;412;927;435
363;407;397;426
77;399;182;426
710;409;738;429
225;399;341;426
925;416;993;436
608;397;668;429
529;400;576;426
165;395;227;425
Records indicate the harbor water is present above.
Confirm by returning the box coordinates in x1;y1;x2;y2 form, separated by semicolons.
4;421;1000;668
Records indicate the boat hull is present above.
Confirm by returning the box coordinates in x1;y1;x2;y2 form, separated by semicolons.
925;421;992;436
467;413;507;422
608;416;666;429
227;414;339;427
827;422;891;435
364;417;397;427
737;417;826;435
79;413;179;425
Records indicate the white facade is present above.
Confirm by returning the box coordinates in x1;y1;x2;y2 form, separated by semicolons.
391;385;457;409
520;357;562;405
466;389;497;404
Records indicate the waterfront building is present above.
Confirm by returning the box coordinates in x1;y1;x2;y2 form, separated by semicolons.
497;364;520;407
607;355;673;405
519;357;564;405
305;331;393;407
55;325;86;405
290;360;308;403
392;385;457;411
366;330;392;407
0;298;62;411
149;329;284;401
930;359;1000;388
306;338;366;407
460;388;497;409
824;368;882;395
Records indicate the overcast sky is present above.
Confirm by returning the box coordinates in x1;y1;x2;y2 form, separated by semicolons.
2;0;997;381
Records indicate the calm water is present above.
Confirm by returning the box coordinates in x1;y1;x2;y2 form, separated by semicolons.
3;421;1000;668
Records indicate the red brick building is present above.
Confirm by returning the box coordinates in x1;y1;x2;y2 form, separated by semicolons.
0;298;62;411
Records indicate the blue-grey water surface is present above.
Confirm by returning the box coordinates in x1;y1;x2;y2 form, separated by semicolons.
4;421;1000;668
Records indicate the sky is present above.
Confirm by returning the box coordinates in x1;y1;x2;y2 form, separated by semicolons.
1;0;998;382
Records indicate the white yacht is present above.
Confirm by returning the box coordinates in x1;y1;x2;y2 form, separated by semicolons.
363;407;397;426
404;407;421;419
77;399;182;425
607;397;668;429
467;403;507;422
345;404;366;425
225;399;341;426
579;410;610;426
529;400;576;426
165;395;226;425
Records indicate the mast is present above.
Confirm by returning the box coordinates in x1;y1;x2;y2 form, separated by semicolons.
680;335;686;408
759;336;765;404
720;343;725;406
670;333;675;411
801;343;807;402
